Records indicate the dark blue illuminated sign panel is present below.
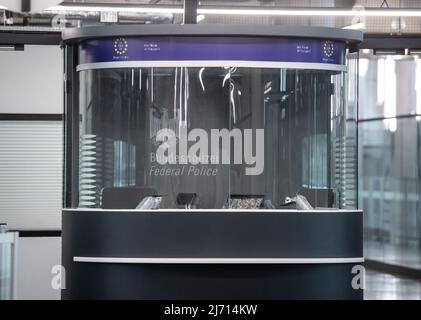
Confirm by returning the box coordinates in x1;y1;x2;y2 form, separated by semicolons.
79;36;346;66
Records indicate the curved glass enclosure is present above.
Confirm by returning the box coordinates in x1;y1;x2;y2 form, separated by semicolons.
68;32;359;210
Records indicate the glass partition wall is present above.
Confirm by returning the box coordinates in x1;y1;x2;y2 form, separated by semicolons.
359;54;421;270
76;64;357;210
0;230;17;300
63;34;360;210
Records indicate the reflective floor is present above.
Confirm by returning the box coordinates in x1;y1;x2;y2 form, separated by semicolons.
365;269;421;300
365;241;421;270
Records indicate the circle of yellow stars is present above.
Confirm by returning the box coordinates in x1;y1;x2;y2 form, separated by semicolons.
323;41;335;58
114;38;128;56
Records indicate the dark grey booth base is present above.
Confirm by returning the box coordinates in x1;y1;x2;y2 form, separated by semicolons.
62;209;364;300
64;263;362;300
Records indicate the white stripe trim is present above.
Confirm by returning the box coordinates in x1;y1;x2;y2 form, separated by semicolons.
76;60;347;72
73;257;364;265
63;208;363;214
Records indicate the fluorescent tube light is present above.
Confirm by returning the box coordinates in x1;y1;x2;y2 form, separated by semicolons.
197;7;421;17
343;22;366;30
0;44;24;51
45;5;184;14
44;5;421;17
0;5;8;10
377;58;385;105
0;45;15;51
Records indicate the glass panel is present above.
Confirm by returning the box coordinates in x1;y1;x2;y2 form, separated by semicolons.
79;67;230;209
359;52;421;270
230;68;350;208
76;66;356;210
0;232;14;300
360;118;421;269
359;55;421;121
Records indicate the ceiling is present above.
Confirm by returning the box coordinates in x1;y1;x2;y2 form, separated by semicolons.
1;0;421;34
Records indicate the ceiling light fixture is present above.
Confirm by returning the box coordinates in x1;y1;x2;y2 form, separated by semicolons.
343;22;366;30
198;7;421;17
43;5;421;17
44;5;184;14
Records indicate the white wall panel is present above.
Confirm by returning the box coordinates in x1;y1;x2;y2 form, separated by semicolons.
0;45;63;114
17;237;61;300
0;121;63;230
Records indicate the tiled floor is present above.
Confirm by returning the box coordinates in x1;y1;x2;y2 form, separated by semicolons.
365;269;421;300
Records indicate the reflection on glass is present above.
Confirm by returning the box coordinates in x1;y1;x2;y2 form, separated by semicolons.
359;55;421;120
360;119;421;269
359;54;421;269
0;233;14;300
77;65;357;210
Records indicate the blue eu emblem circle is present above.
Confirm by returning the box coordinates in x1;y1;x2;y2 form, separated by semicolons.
114;38;128;56
323;41;335;58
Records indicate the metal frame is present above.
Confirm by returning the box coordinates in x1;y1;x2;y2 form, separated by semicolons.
0;31;61;46
0;232;19;300
76;60;348;72
361;34;421;50
73;257;365;264
64;44;79;209
62;24;363;44
0;114;63;121
11;232;18;300
21;0;30;13
183;0;198;24
63;208;363;213
18;231;61;237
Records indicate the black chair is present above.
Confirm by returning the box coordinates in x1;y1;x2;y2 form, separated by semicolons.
101;187;159;209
